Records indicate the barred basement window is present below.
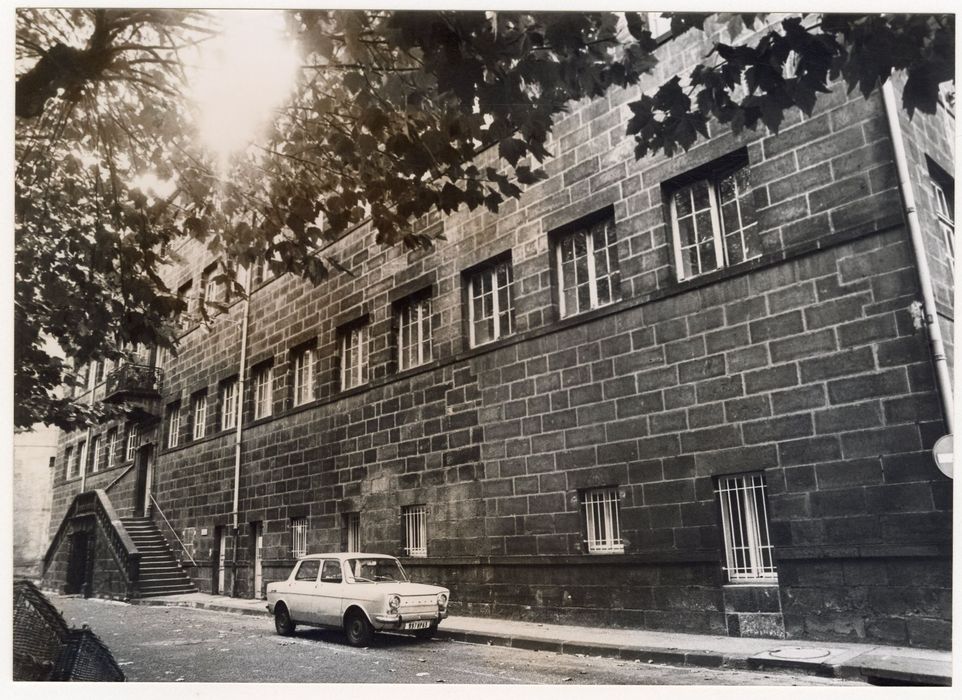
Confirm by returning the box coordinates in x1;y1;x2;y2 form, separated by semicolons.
106;428;118;469
581;487;624;554
191;391;208;440
402;505;427;557
292;347;316;406
90;435;101;473
220;377;238;431
668;157;759;281
716;473;777;583
291;517;308;558
345;512;361;553
125;425;139;462
167;403;181;448
252;364;273;419
396;295;432;371
554;215;619;318
466;258;514;347
339;322;368;390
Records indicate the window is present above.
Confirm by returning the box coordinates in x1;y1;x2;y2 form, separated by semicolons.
716;473;777;582
105;428;118;469
345;512;361;553
202;263;220;307
581;487;624;554
156;346;170;370
125;425;139;462
220;377;238;431
292;347;316;406
251;258;271;288
339;322;368;390
401;505;427;558
466;258;514;347
178;281;194;325
64;447;74;479
93;361;105;385
295;559;319;581
668;158;759;281
291;517;308;558
76;440;87;477
167;403;182;448
555;215;619;317
191;391;208;440
396;294;432;371
90;435;101;474
252;363;273;420
928;159;955;268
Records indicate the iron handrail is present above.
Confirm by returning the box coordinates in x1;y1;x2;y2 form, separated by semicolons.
103;462;137;494
149;494;196;566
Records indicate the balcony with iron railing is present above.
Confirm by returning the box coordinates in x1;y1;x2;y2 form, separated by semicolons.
103;364;164;420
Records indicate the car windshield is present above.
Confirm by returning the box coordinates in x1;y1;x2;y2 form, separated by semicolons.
345;558;408;583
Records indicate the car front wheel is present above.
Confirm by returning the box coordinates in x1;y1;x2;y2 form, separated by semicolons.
344;610;374;647
274;604;295;636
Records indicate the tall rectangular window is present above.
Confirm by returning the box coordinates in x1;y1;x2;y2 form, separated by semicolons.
345;512;361;553
401;505;427;558
253;364;273;420
167;403;182;448
291;517;308;558
191;391;208;440
339;323;368;391
64;447;74;479
220;377;238;431
93;361;105;385
125;425;139;462
292;347;316;406
76;440;87;477
105;428;118;469
669;159;759;281
466;258;514;347
929;162;955;268
90;435;102;474
716;473;777;582
555;216;619;317
178;281;194;325
396;295;432;371
581;487;624;554
202;263;220;307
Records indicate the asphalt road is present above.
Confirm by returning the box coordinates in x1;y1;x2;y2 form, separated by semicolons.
50;595;866;685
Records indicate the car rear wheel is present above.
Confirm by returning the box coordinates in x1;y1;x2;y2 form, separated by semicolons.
344;610;374;647
413;623;438;640
274;604;295;636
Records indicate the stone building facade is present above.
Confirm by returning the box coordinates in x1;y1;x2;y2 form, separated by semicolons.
45;17;953;649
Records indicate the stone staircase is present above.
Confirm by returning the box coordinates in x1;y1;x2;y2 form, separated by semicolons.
120;516;197;597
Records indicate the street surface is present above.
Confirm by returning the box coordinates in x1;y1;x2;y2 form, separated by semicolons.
51;595;867;685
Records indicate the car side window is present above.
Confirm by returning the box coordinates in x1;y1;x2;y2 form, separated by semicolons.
321;559;342;583
295;560;320;581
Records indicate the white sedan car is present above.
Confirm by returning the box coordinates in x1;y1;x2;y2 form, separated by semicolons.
266;553;450;646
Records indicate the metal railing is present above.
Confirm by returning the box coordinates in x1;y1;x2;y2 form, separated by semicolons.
149;495;196;566
104;363;163;402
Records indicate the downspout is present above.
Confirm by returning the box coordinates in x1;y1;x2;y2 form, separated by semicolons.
230;264;253;596
881;80;954;437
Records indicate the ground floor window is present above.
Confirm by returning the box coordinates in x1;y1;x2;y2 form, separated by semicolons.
345;512;361;552
291;517;308;558
716;473;777;582
402;505;427;557
581;487;625;554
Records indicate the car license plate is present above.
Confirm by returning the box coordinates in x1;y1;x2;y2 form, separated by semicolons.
403;620;431;630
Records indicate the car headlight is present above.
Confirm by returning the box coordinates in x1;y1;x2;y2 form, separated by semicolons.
388;594;400;613
437;593;448;609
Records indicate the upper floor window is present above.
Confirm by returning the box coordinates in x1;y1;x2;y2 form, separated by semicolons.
396;293;432;371
178;281;194;325
292;346;316;406
716;472;777;583
76;440;87;477
191;390;208;440
401;504;427;558
928;158;955;268
105;428;118;469
554;215;619;317
252;363;273;420
466;257;514;347
167;402;182;448
581;487;624;554
93;361;105;386
202;263;221;307
64;446;74;480
90;435;102;473
338;321;368;391
220;377;238;431
125;425;139;462
668;157;759;281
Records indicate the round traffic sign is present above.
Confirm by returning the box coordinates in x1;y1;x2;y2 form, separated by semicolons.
932;434;953;479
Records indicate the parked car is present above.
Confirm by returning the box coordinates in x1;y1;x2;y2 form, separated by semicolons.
266;553;450;646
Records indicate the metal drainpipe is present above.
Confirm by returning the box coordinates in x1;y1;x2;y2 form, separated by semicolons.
230;264;253;597
881;80;954;436
80;379;94;491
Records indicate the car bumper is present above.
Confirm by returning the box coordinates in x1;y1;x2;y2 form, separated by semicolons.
372;610;447;629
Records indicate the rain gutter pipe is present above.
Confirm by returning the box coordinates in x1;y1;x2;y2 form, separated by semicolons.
230;264;252;596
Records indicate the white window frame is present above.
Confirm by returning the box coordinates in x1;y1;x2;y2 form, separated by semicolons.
192;393;207;440
167;404;181;448
90;435;102;474
582;487;625;554
75;439;87;477
106;429;118;469
292;347;316;406
402;505;427;558
253;364;273;420
467;259;515;347
669;164;760;282
346;512;361;553
717;473;778;583
555;218;619;318
220;378;238;431
932;179;955;267
203;266;219;306
65;447;75;479
339;324;368;390
291;517;308;558
125;425;139;462
397;296;432;371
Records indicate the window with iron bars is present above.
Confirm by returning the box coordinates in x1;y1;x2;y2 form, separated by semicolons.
554;215;620;318
668;156;760;281
466;258;515;347
345;512;361;553
401;505;427;557
716;473;777;583
339;323;368;391
396;294;432;371
252;364;273;420
581;487;625;554
220;377;238;431
291;517;308;558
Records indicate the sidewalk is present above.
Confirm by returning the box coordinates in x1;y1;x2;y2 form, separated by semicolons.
131;592;952;686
